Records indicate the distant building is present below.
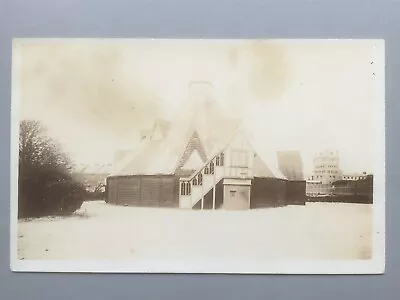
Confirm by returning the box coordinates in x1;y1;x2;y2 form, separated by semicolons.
306;149;343;196
332;174;373;203
342;172;369;181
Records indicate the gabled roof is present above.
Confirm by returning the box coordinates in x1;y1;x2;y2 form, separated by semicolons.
111;129;208;176
111;124;301;181
235;127;287;180
174;130;208;172
112;140;178;176
72;163;113;175
111;82;302;180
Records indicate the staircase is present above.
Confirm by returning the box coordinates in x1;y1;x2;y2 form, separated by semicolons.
179;151;226;209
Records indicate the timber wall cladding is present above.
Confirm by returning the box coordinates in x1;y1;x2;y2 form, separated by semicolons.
286;181;307;205
106;177;118;204
250;177;287;208
108;176;179;207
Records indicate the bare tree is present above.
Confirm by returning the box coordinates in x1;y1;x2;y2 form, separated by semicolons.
18;120;86;218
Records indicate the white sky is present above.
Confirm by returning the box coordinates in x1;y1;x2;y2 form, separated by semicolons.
16;39;384;175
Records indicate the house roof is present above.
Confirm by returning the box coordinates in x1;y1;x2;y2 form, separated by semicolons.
111;139;179;176
72;163;113;175
111;123;301;181
110;83;302;180
238;127;287;180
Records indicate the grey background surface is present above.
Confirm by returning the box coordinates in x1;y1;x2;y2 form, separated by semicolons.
0;0;398;299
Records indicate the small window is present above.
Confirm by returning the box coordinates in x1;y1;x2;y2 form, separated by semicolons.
180;182;186;195
204;166;210;174
216;156;220;166
198;173;203;185
220;153;225;166
192;177;198;186
210;161;215;174
186;182;191;195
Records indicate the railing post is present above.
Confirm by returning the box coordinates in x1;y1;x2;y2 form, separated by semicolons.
201;169;204;210
212;158;216;209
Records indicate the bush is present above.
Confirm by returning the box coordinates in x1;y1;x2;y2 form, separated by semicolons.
18;120;86;218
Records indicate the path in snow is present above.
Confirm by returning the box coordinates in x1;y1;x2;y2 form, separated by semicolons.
17;201;372;261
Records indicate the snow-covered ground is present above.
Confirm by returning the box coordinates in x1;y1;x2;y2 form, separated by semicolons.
17;201;372;261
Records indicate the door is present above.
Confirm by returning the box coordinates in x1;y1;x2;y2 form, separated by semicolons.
223;185;250;210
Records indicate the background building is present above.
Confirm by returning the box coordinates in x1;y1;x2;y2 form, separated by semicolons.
306;149;343;196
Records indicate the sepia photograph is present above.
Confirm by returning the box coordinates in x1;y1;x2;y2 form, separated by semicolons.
10;39;385;274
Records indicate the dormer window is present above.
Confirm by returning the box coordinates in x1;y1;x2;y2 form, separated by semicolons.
192;177;198;186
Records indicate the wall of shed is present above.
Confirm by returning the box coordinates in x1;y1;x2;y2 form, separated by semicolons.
286;180;306;205
106;175;179;207
250;177;287;208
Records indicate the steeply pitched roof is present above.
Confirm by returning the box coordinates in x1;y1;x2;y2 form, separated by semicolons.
111;124;298;181
174;130;208;172
72;163;113;175
111;128;209;176
112;140;179;176
111;83;301;180
236;127;287;180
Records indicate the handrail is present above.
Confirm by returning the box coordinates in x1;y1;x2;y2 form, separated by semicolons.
180;150;224;182
179;127;246;183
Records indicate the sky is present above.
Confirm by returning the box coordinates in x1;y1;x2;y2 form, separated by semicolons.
14;39;384;175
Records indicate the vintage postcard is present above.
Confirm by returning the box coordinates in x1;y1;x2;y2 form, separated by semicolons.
10;39;385;274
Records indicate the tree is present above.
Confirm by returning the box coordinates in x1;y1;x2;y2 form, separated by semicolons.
18;120;86;218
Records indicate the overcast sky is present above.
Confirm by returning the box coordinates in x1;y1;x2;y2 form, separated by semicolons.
15;39;384;175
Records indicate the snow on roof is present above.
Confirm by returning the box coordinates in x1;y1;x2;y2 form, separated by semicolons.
240;127;287;180
111;123;301;182
110;83;302;180
72;163;113;174
111;140;176;176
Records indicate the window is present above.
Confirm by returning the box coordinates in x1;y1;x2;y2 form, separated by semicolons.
180;182;186;195
210;161;215;174
198;173;203;185
180;181;192;196
220;153;225;166
204;165;210;174
192;177;198;186
216;156;220;166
